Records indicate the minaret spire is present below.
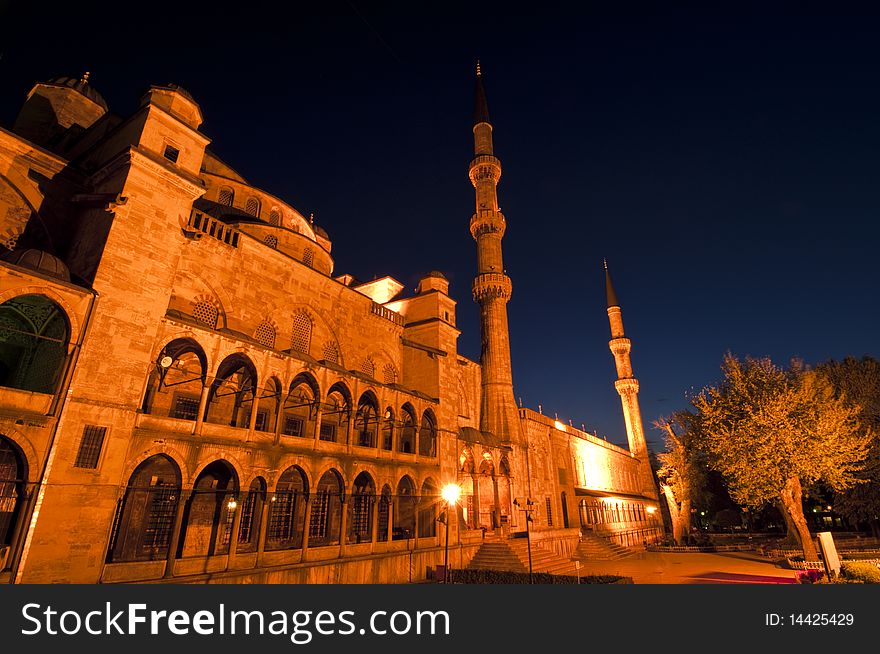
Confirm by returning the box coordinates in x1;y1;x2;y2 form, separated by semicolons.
469;65;524;453
605;262;657;498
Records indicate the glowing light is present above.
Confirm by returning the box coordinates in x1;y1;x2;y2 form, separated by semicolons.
227;499;237;510
554;420;566;431
442;483;461;505
646;506;656;514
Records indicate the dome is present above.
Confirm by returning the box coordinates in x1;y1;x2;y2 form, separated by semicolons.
313;225;329;239
161;83;196;103
424;270;447;280
44;74;108;111
1;248;71;282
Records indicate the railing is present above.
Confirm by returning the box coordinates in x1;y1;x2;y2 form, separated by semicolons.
370;301;405;327
592;526;663;548
188;211;240;248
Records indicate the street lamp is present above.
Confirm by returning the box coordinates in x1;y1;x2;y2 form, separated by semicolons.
441;483;461;584
513;497;536;584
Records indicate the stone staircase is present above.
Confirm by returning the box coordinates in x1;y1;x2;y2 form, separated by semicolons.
467;537;581;576
573;533;634;561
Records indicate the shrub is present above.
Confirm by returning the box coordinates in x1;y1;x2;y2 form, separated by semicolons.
840;562;880;584
448;569;631;584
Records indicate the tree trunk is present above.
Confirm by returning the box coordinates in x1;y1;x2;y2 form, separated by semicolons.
776;499;798;545
680;499;692;543
779;477;817;561
661;484;682;544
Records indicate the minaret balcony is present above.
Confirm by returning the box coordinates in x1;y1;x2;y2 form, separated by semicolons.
470;210;506;239
472;272;512;302
608;338;632;357
614;378;640;395
468;155;501;184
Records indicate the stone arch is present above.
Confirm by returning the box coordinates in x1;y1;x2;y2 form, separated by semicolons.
309;468;345;547
142;337;209;419
418;408;437;457
204;352;258;427
321;381;352;443
393;474;417;540
398;403;417;454
179;459;239;558
171;262;234;330
0;287;80;346
266;464;309;551
236;476;267;553
0;434;30;553
348;470;376;544
354;390;379;448
459;447;475;474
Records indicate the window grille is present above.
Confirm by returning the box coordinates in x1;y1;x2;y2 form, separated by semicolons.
218;187;234;206
352;494;371;539
245;197;260;217
322;341;339;363
238;492;257;544
319;423;336;442
263;234;278;249
546;497;553;527
170;395;200;420
192;301;218;328
382;364;397;384
268;491;296;541
255;411;269;432
302;247;314;267
143;485;176;551
360;358;375;378
309;492;330;540
283;416;304;437
269;208;281;226
74;425;107;469
254;321;276;348
290;311;312;354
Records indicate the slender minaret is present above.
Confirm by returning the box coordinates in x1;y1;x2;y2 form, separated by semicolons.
605;260;657;498
469;63;524;446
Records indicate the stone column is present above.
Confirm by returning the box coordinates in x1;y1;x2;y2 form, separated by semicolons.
255;492;269;567
370;495;380;546
413;499;421;549
273;400;285;445
338;495;348;558
492;476;501;532
194;382;211;435
472;474;481;529
247;390;260;436
312;404;323;442
386;500;394;542
164;490;191;578
226;495;244;567
300;496;312;561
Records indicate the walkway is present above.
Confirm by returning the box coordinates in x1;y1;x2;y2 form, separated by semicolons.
573;550;799;584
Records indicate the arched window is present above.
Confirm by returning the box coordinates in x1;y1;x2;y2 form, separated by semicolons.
254;320;276;348
360;357;375;378
382;363;397;385
290;310;312;355
418;478;438;538
321;383;350;443
398;405;416;454
322;341;339;364
499;454;511;477
263;234;278;249
309;470;343;546
0;294;70;394
381;408;394;450
459;448;475;474
218;187;234;206
237;477;266;552
377;485;392;542
267;466;308;550
107;455;181;563
205;354;258;428
192;300;219;329
302;247;314;268
393;476;416;540
282;373;319;438
245;197;260;217
0;436;28;553
348;472;375;544
142;338;207;419
354;392;378;447
269;208;281;226
179;460;238;558
418;411;437;457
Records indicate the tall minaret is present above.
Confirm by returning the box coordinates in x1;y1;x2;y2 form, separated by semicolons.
469;63;524;446
605;260;657;498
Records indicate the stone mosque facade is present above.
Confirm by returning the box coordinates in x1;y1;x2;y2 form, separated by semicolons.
0;68;660;584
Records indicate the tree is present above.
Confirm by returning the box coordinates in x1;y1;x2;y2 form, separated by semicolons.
692;354;871;561
817;356;880;536
654;412;706;545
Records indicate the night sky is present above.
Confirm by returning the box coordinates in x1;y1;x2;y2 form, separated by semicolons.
1;2;878;449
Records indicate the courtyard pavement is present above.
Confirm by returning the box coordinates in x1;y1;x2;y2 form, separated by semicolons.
574;551;800;584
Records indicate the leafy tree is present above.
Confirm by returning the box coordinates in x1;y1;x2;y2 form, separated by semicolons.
654;412;706;545
692;354;871;560
817;356;880;536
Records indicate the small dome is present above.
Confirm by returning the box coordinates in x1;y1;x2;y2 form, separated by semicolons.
45;73;108;111
424;270;447;280
1;248;71;282
313;225;329;239
161;83;196;103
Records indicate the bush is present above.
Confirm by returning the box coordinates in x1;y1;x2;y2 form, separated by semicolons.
448;569;631;584
840;562;880;584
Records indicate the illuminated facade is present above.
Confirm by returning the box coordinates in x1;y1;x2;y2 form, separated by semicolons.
0;70;658;584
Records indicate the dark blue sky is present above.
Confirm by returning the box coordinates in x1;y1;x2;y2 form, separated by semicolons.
2;2;878;449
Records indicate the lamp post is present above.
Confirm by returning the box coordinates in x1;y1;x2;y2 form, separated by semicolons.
513;497;535;584
441;483;461;584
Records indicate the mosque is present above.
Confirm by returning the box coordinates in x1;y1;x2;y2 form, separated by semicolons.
0;67;660;583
